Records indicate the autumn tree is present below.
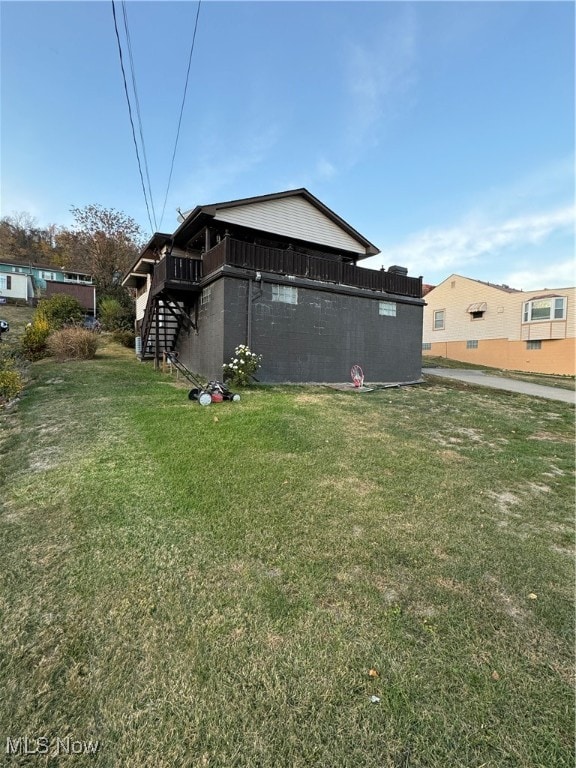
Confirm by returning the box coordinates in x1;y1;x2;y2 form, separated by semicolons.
0;212;61;265
61;204;144;290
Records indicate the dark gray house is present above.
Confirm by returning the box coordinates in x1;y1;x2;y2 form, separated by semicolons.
123;189;424;383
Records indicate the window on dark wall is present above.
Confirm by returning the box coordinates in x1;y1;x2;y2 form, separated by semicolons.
272;285;298;305
379;301;397;317
200;286;211;307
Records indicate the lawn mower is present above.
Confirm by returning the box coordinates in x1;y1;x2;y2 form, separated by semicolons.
165;352;240;405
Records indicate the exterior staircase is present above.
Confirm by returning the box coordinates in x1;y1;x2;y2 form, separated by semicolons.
138;254;202;362
139;294;196;361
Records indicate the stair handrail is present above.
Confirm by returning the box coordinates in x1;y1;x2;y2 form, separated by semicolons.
139;289;157;356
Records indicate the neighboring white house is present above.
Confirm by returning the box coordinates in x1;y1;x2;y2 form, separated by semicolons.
0;271;34;302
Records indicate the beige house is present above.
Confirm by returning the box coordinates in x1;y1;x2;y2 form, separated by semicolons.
422;274;575;375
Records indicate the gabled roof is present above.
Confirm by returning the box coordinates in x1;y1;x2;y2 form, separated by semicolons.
431;274;523;294
431;273;574;296
176;188;380;258
122;232;172;288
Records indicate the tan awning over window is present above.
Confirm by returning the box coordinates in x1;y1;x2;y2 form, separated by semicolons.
467;302;487;313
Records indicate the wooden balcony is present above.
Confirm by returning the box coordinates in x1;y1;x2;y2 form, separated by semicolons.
150;254;202;296
203;237;422;298
150;238;422;299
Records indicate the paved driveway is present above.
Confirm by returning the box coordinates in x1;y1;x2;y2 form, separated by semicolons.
424;368;575;405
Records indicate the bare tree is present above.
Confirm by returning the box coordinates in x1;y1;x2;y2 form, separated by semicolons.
63;204;144;289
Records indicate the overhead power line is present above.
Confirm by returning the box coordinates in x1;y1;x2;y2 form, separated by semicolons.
120;1;157;231
111;0;155;234
159;0;202;230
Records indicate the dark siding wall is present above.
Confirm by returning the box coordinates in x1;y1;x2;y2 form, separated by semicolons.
45;281;95;311
175;279;225;380
223;277;423;383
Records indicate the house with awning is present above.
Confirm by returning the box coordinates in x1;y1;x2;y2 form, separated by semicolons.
422;274;575;375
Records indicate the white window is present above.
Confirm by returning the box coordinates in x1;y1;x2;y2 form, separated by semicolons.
422;342;432;350
466;340;478;349
41;271;56;281
200;286;211;306
0;276;6;290
433;310;445;330
379;301;397;317
526;340;542;350
523;297;566;322
272;284;298;304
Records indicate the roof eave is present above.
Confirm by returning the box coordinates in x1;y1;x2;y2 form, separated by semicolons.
174;188;380;256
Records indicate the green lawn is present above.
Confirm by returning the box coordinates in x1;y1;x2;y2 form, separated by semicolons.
0;302;35;340
1;343;574;767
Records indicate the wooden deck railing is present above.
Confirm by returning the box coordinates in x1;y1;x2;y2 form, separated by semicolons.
149;239;422;299
150;254;202;293
202;238;422;298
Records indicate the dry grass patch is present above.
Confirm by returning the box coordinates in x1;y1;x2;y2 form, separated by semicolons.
529;430;574;442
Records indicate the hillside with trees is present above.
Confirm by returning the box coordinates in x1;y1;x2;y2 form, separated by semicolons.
0;205;144;288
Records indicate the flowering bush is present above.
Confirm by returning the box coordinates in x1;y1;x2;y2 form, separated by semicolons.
0;369;23;404
0;348;24;404
222;344;262;387
21;317;51;361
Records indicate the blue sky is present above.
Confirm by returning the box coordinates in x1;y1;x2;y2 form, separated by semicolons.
1;1;574;289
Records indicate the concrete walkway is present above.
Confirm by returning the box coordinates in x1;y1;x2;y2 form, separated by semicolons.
424;368;575;405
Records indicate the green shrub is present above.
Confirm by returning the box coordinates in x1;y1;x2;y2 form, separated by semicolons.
0;369;23;402
47;327;99;361
0;348;24;403
111;329;135;348
98;297;132;331
21;317;51;361
37;295;84;330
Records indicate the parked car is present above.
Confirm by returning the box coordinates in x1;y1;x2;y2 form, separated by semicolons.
83;316;101;332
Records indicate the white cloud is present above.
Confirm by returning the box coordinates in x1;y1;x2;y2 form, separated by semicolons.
344;10;417;151
374;206;575;278
473;156;575;218
315;158;337;180
503;260;576;291
165;125;279;222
